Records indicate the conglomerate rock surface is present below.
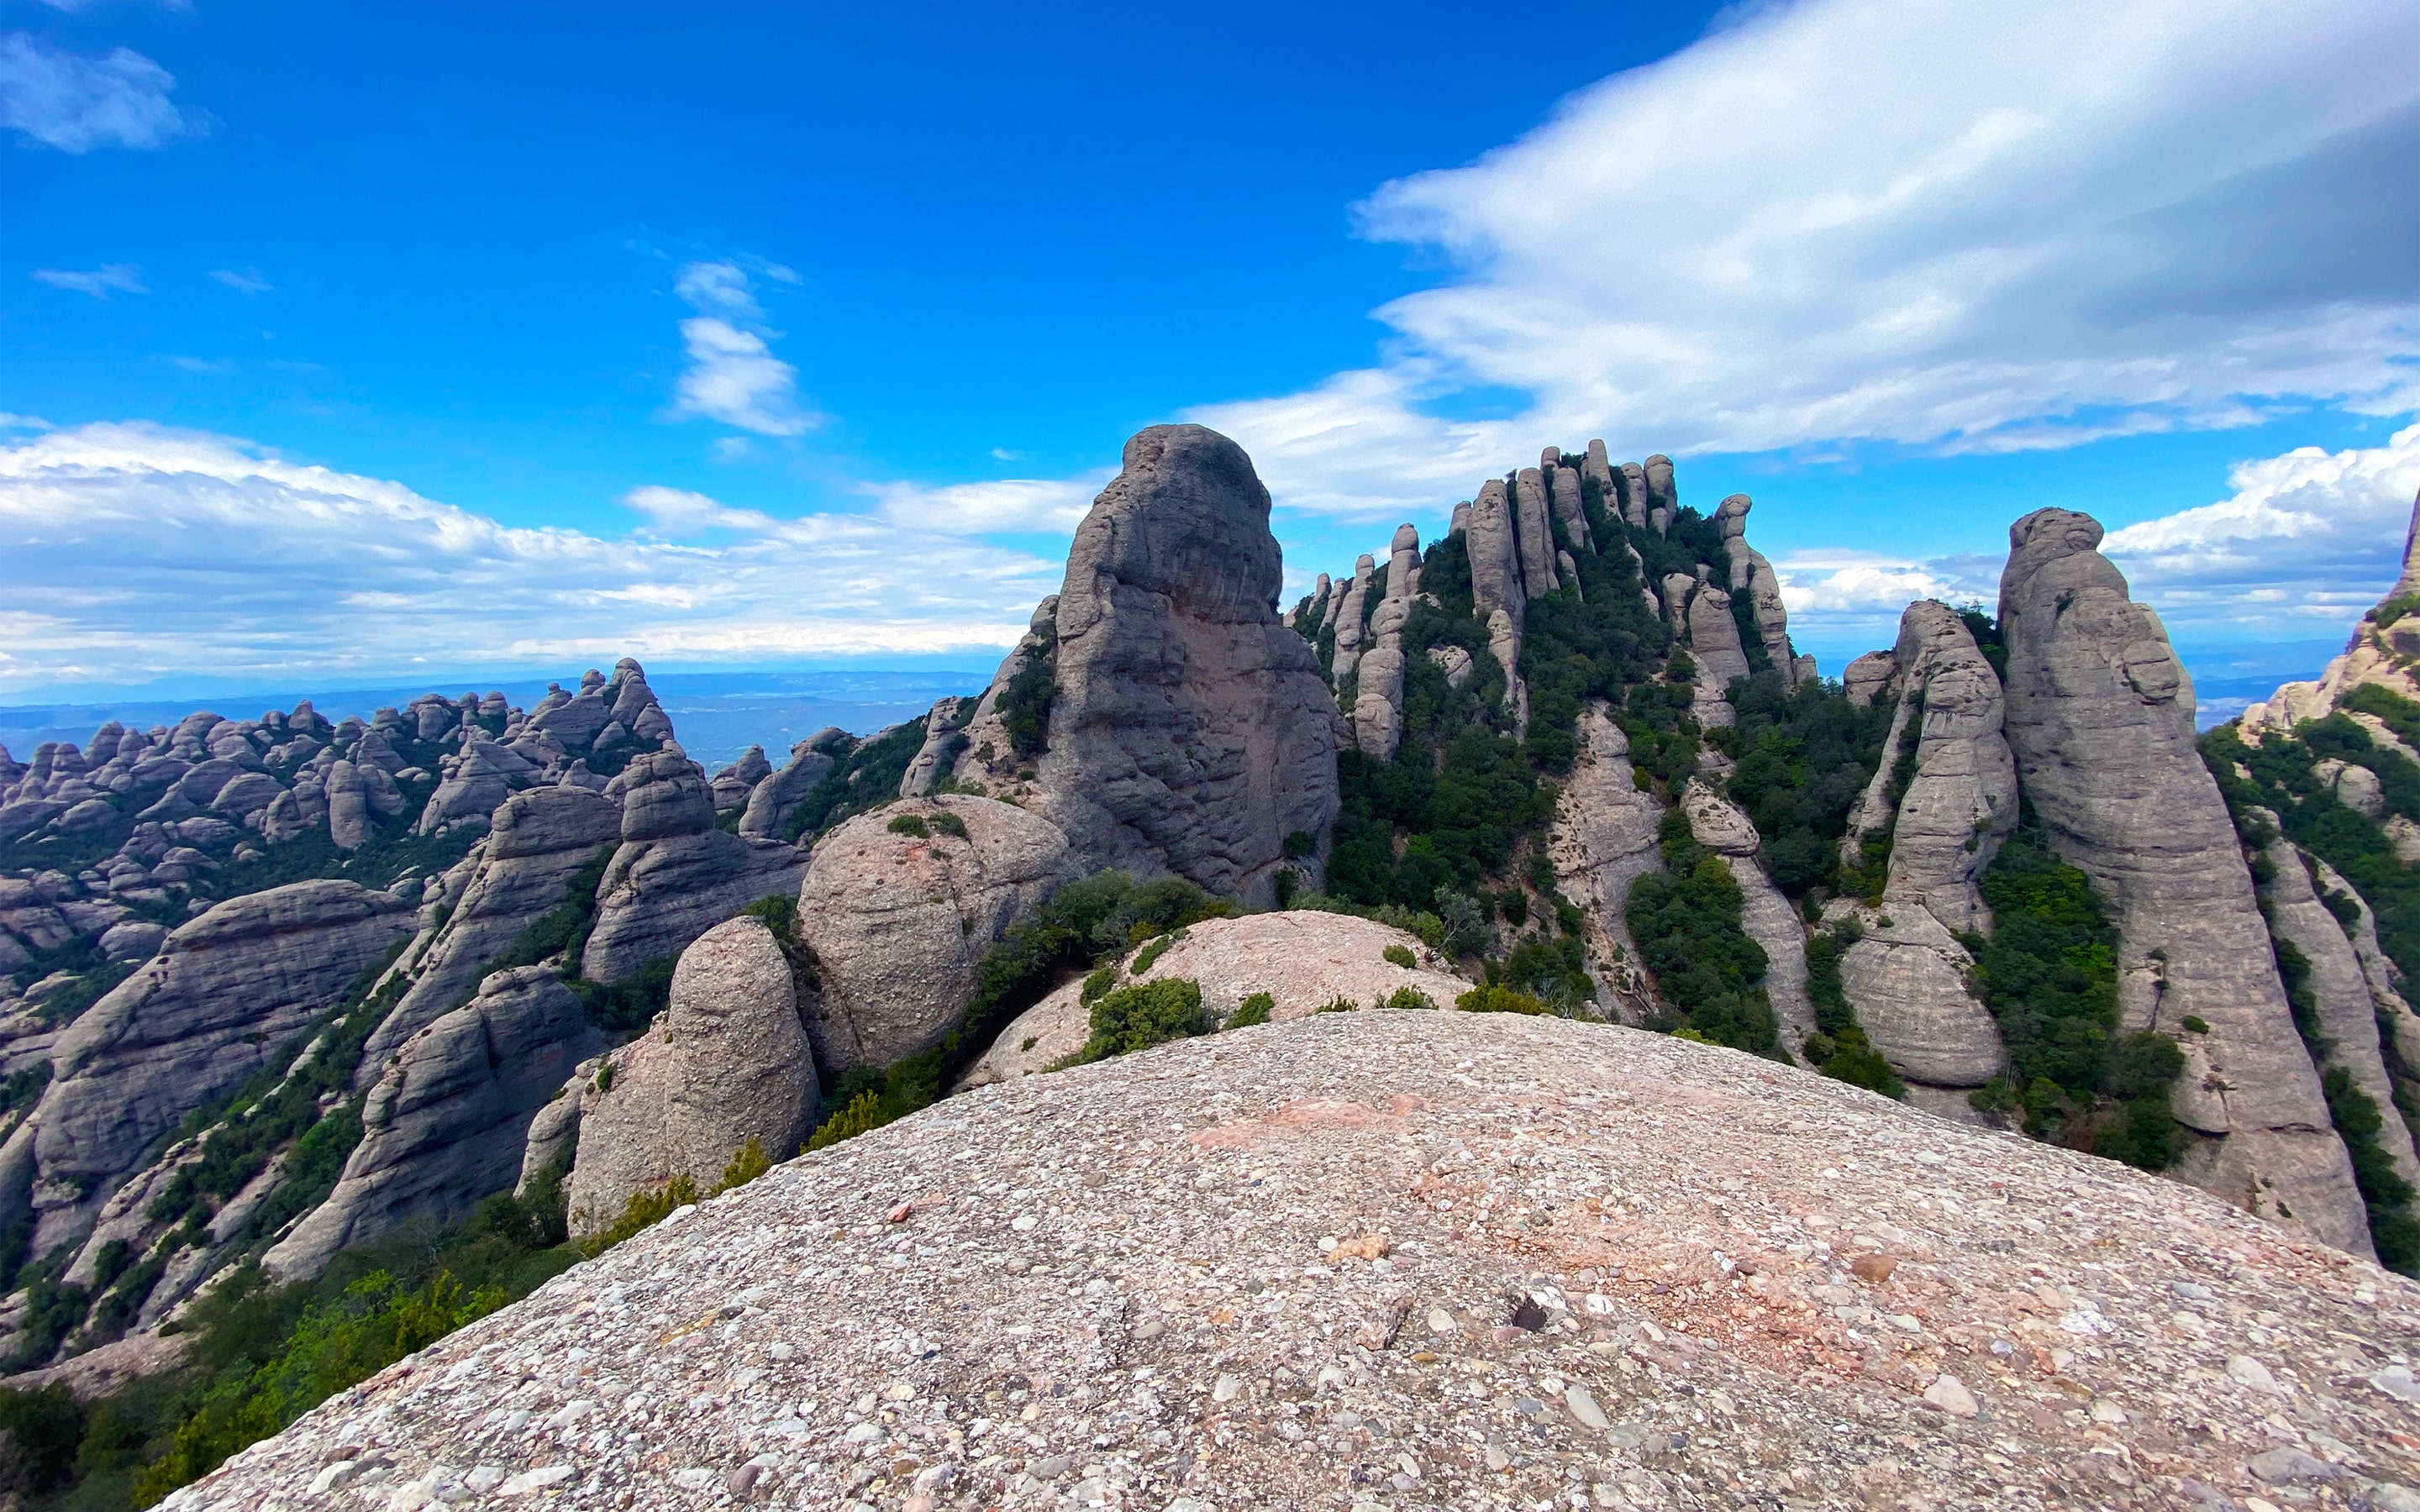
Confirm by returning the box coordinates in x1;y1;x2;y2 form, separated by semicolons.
1997;508;2370;1257
164;1013;2419;1512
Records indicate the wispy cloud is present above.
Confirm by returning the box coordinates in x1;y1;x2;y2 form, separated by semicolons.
208;267;274;295
0;423;1086;692
31;263;146;298
0;32;195;152
165;354;234;374
1187;0;2419;522
666;260;819;438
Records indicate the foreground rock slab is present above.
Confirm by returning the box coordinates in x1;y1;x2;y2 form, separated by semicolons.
166;1014;2417;1512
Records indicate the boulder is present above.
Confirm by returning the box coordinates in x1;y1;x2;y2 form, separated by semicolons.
262;968;605;1279
1686;583;1754;690
1618;460;1649;528
564;916;815;1226
1010;425;1344;905
1844;649;1898;707
13;880;413;1255
1330;554;1376;683
960;911;1466;1086
797;795;1076;1070
357;785;622;1084
1713;494;1797;678
738;731;844;840
1998;507;2368;1256
1643;453;1676;518
708;746;772;813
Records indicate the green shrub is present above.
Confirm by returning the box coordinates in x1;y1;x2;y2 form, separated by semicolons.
1626;808;1784;1058
1080;963;1118;1005
930;811;969;840
998;653;1057;759
2323;1065;2420;1273
1228;992;1274;1028
1723;671;1895;897
887;814;930;838
1065;979;1213;1065
806;1090;886;1152
1802;921;1904;1098
1382;943;1416;969
577;1176;698;1256
1384;985;1438;1011
1455;984;1549;1016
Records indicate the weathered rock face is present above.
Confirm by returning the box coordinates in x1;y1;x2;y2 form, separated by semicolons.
1843;649;1898;707
564;916;815;1228
262;968;604;1279
708;747;771;814
183;1011;2420;1512
582;750;807;984
1685;583;1753;690
357;785;622;1085
797;795;1076;1071
961;910;1466;1086
1681;780;1814;1052
1549;706;1665;1021
14;880;413;1252
898;698;975;798
1999;507;2368;1255
2249;812;2420;1194
1860;601;2019;936
2242;487;2420;737
1713;494;1798;680
1513;469;1559;597
1013;425;1344;905
1329;554;1377;684
737;730;844;841
1349;524;1421;760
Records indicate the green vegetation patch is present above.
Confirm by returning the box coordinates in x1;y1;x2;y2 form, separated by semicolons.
1719;669;1894;898
1625;809;1785;1059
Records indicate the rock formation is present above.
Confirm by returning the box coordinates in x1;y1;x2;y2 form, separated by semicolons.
2241;486;2420;736
8;880;414;1252
581;749;807;984
961;911;1467;1086
1349;525;1420;759
1999;508;2368;1254
898;697;975;798
262;968;605;1279
1830;602;2017;1114
736;731;844;840
1329;554;1376;684
1549;706;1666;1021
1681;780;1815;1051
1713;494;1800;680
1512;470;1558;596
796;795;1076;1071
171;1012;2420;1512
355;785;622;1084
563;916;815;1227
958;425;1343;906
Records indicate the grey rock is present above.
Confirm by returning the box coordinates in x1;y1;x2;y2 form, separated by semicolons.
15;880;413;1255
949;598;1059;788
1426;644;1476;689
1619;461;1649;529
1682;780;1814;1050
1513;469;1558;598
98;920;166;962
1643;454;1676;519
1713;494;1797;678
609;748;714;843
264;968;604;1279
1350;525;1421;759
738;732;842;841
1018;425;1344;905
1549;465;1594;555
359;785;622;1084
1686;583;1754;690
1876;601;2019;934
899;699;975;798
1659;572;1695;638
413;739;531;836
1330;554;1376;683
1844;650;1898;707
2249;812;2420;1193
565;916;814;1226
582;822;806;988
1998;507;2368;1256
1552;706;1666;1021
797;795;1076;1070
709;746;772;813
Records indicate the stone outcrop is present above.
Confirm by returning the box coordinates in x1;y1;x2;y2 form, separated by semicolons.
961;911;1466;1086
179;1011;2420;1512
12;880;414;1253
796;795;1076;1071
1329;554;1376;684
708;747;771;814
1681;780;1815;1053
2242;487;2420;737
1685;582;1753;690
1713;494;1799;680
262;968;605;1279
1349;525;1419;759
582;750;807;984
356;785;622;1084
972;425;1344;905
898;698;975;798
560;916;816;1226
1512;470;1558;597
1999;507;2368;1254
738;730;844;840
2249;814;2420;1193
1549;706;1666;1021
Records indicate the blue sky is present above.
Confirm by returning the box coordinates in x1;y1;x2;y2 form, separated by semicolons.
3;0;2416;703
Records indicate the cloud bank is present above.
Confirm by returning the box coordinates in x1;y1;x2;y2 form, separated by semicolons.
0;32;193;152
0;423;1086;694
1192;0;2418;522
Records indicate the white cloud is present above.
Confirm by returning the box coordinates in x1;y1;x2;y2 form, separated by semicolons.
666;260;818;437
32;263;145;298
0;423;1072;693
619;485;776;535
0;32;193;152
2102;422;2420;629
165;354;234;374
208;268;273;295
1192;0;2419;522
869;475;1107;536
